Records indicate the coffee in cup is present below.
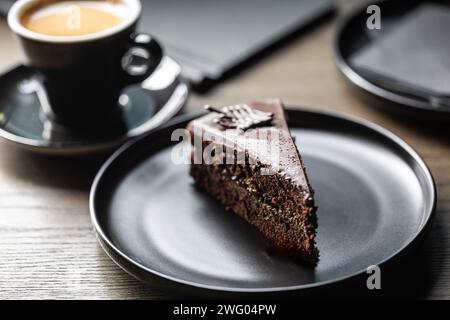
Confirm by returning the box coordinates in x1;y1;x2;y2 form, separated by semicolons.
8;0;163;128
21;1;127;37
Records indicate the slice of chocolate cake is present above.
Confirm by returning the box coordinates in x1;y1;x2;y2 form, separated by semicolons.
187;99;318;263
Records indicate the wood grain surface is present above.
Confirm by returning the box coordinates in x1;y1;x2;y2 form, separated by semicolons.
0;1;449;299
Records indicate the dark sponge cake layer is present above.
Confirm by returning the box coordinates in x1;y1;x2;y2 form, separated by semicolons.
190;159;318;264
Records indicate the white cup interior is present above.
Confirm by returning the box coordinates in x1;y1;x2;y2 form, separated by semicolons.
8;0;141;43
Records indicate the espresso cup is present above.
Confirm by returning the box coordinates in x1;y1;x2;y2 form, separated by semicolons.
8;0;163;128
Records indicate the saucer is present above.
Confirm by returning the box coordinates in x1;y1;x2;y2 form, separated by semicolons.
0;57;189;155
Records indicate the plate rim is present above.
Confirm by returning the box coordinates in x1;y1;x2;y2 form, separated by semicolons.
0;59;189;155
333;0;450;116
90;107;437;293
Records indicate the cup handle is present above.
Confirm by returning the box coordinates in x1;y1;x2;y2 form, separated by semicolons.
121;33;163;85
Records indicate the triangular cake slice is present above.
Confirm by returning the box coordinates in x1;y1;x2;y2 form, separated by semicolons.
187;99;318;263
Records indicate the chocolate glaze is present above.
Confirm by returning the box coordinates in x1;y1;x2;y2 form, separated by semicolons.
189;99;313;195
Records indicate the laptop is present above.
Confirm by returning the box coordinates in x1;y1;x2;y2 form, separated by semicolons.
0;0;334;90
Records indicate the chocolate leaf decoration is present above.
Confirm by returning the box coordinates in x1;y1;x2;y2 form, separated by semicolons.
205;104;273;130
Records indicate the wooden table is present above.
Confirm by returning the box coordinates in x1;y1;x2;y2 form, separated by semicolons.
1;2;449;299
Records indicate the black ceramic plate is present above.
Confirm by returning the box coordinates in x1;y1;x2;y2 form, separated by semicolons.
90;108;435;295
0;57;188;155
335;0;450;122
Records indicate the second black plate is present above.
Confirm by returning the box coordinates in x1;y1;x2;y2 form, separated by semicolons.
90;108;435;296
335;0;450;122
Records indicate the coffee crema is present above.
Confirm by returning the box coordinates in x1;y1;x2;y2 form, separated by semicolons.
21;1;129;37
